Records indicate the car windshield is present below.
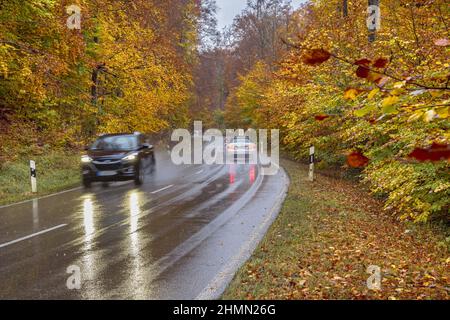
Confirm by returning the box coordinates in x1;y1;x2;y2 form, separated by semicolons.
91;135;138;151
232;137;252;144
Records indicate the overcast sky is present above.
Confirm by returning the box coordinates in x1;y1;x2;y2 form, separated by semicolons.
216;0;307;30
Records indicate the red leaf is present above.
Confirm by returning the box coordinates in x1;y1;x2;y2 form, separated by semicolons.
373;58;389;68
409;144;450;162
347;152;369;168
355;59;371;66
315;114;330;121
408;148;428;161
302;49;331;66
356;66;370;78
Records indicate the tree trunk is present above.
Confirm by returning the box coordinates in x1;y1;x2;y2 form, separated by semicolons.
342;0;348;17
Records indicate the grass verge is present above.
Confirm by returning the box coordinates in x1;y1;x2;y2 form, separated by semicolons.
0;151;80;206
223;159;449;300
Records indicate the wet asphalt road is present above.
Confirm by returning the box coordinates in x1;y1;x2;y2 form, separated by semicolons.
0;147;287;299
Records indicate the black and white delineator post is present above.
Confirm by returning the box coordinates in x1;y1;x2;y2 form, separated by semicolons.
368;0;380;43
30;160;37;193
309;146;315;182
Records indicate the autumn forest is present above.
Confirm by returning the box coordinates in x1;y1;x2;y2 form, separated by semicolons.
0;0;449;223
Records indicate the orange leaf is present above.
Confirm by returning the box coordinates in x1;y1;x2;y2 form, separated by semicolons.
344;88;364;100
302;49;331;66
347;152;369;168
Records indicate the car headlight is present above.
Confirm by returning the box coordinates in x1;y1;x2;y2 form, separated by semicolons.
123;152;138;161
227;144;236;151
81;155;93;163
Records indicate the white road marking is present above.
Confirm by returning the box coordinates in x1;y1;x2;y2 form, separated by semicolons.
150;185;174;194
196;169;204;175
0;224;68;249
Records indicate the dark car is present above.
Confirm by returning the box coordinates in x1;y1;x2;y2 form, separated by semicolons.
81;133;155;187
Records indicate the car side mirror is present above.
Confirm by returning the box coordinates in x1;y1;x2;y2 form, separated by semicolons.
142;143;151;149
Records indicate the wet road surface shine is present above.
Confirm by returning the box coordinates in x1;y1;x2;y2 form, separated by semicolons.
0;149;283;299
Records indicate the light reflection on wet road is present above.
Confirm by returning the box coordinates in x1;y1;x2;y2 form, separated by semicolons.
0;147;285;299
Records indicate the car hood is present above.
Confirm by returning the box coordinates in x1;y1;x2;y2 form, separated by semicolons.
87;150;133;160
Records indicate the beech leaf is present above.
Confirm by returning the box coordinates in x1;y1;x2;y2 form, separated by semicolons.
373;58;389;68
302;49;331;66
347;152;369;168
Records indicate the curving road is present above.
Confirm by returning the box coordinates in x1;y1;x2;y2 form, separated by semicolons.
0;146;288;299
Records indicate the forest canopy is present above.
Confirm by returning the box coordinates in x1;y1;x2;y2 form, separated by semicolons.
214;0;449;223
0;0;213;158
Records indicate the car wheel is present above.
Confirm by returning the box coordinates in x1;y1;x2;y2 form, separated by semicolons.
134;161;144;186
150;154;156;172
83;178;91;188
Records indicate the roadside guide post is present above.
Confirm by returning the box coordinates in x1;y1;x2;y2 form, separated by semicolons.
368;0;380;43
309;146;315;182
30;160;37;193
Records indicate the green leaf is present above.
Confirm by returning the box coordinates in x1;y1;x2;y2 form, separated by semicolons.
367;88;380;100
382;96;399;114
382;95;399;107
355;104;376;117
383;104;398;114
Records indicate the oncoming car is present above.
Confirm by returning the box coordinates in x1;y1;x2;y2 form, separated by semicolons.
81;133;155;187
226;136;257;162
